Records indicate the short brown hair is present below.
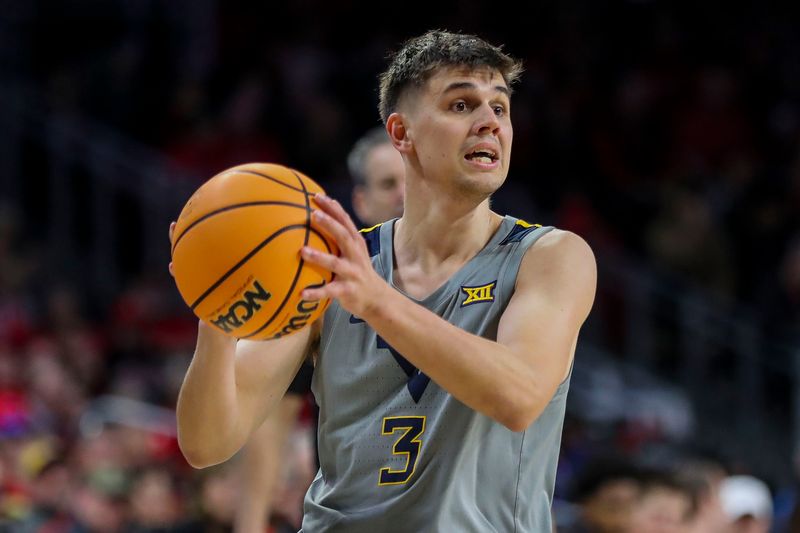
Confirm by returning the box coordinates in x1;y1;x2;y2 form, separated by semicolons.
378;30;523;123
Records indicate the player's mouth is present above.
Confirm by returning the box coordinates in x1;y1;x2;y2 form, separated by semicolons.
464;144;500;169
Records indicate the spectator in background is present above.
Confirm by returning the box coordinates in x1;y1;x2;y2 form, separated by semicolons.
347;126;406;227
195;463;240;533
676;458;728;533
124;468;185;532
70;478;127;533
233;127;405;533
562;456;642;533
15;459;75;532
627;468;696;533
563;458;696;533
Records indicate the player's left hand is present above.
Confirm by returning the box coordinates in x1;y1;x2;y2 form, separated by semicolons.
300;194;390;319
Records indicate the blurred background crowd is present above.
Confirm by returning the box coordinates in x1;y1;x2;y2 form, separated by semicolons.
1;1;800;531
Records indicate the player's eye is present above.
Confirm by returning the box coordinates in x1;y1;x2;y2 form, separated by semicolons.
493;105;506;116
451;101;468;113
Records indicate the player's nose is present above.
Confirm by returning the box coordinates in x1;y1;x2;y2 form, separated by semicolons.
471;103;501;136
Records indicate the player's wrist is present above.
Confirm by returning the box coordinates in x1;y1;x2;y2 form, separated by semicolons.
197;320;238;351
358;280;396;324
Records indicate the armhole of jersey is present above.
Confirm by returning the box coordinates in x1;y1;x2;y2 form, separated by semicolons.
307;315;325;366
559;352;575;387
497;225;556;299
503;224;576;388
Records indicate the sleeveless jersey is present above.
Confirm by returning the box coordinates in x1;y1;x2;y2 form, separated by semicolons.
301;216;571;533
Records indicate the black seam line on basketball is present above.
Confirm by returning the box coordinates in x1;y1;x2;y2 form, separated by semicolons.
294;169;313;253
189;224;307;311
296;171;313;292
238;227;334;339
220;169;316;195
171;201;310;255
240;171;311;339
309;227;333;253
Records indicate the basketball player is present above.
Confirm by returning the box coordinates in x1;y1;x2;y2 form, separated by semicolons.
233;127;404;533
175;30;596;532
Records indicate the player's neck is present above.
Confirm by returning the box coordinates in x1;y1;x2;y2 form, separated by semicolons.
395;196;503;273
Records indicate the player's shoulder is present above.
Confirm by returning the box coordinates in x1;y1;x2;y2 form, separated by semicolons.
520;228;596;281
533;228;593;255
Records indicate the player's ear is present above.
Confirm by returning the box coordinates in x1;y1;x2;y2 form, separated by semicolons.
386;113;412;154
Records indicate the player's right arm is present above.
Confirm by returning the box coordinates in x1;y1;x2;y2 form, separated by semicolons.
176;321;316;469
169;221;318;469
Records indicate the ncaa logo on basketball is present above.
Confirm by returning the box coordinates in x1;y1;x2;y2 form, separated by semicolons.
460;281;497;307
211;279;272;333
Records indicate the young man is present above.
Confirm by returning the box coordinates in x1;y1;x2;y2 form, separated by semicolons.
175;30;596;532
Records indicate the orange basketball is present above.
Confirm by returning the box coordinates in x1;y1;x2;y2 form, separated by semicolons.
171;163;338;340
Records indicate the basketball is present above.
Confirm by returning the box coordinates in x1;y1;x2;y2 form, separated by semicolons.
170;163;338;340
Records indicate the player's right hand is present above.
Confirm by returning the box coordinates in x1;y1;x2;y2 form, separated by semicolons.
300;194;390;320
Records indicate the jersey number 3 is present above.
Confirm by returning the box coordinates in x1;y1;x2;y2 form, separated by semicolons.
378;416;425;485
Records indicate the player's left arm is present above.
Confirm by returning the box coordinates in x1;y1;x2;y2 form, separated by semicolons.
302;194;596;431
492;228;597;426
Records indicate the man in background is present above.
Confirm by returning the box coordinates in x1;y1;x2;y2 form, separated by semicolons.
347;126;406;228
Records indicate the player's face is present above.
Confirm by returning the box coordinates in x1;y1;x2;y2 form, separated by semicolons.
353;143;405;226
406;66;512;198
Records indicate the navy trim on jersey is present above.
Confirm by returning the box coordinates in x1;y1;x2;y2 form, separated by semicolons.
377;335;415;376
377;335;430;403
499;224;538;245
406;372;431;403
350;314;431;403
362;227;381;257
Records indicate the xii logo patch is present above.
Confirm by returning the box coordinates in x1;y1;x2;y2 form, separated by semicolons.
460;281;497;307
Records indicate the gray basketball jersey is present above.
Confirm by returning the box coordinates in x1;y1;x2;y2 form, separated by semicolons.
302;216;571;533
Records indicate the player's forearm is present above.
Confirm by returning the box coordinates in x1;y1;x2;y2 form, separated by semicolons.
176;323;247;468
364;290;541;431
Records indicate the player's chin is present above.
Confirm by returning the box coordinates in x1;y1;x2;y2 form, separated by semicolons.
459;176;505;200
470;166;507;187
